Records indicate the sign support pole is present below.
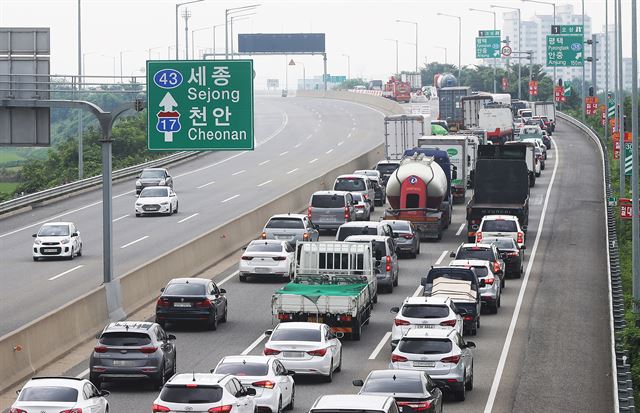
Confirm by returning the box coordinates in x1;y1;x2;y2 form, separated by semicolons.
630;0;639;313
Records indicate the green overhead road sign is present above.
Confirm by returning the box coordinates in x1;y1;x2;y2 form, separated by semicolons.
476;36;501;58
147;60;254;151
546;34;584;67
479;30;501;37
625;143;633;176
551;25;584;35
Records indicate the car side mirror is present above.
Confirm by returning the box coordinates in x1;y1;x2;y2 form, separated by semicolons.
265;329;273;335
245;388;257;396
521;245;527;250
352;379;364;387
71;232;78;237
390;307;400;313
167;334;176;340
160;287;165;292
32;233;37;237
15;389;20;395
100;390;110;397
449;251;456;258
335;332;344;339
479;279;486;288
457;309;468;316
465;341;476;349
220;288;227;294
521;225;528;232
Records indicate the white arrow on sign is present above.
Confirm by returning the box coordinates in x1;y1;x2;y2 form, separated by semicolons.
159;92;178;143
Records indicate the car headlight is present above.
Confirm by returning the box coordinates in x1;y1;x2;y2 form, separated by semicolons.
136;180;141;186
34;238;41;245
135;202;142;206
60;238;70;244
160;201;169;205
159;179;166;185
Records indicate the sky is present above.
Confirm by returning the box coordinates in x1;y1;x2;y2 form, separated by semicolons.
0;0;635;89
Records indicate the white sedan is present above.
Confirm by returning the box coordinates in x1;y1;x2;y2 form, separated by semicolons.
12;377;109;413
32;222;83;261
264;322;343;382
239;240;295;282
135;186;179;216
213;355;295;413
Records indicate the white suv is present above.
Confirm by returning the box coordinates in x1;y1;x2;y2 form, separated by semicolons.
390;296;463;349
12;376;109;413
476;215;525;249
152;373;257;413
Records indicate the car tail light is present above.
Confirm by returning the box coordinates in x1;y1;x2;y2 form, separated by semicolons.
307;348;327;357
441;355;461;364
440;319;457;327
493;261;501;273
156;297;170;307
363;194;369;200
308;206;312;218
252;380;275;389
272;256;286;261
386;256;391;272
344;207;350;219
507;252;519;257
241;256;254;260
261;232;267;239
10;409;27;413
391;354;408;363
397;401;432;411
139;346;158;354
185;383;198;388
93;345;108;353
355;204;364;209
208;405;233;413
394;318;410;326
277;314;291;321
402;233;414;239
476;232;482;242
517;232;524;244
337;314;352;321
59;409;83;413
264;347;281;355
463;315;473;321
303;232;310;240
194;298;212;308
484;277;495;285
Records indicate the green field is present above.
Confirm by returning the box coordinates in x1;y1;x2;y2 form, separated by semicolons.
0;182;19;195
0;151;25;164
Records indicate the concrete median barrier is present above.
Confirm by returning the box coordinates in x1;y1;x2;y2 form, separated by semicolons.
296;90;405;115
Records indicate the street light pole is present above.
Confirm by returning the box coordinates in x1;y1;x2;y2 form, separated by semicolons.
230;14;254;59
192;27;211;59
582;0;586;121
342;54;351;79
604;0;609;144
396;20;419;73
630;0;639;314
618;0;625;196
437;13;462;80
225;4;259;59
212;23;224;58
77;0;84;180
491;5;522;98
436;46;448;64
386;39;399;74
522;0;555;105
471;8;497;93
175;0;204;60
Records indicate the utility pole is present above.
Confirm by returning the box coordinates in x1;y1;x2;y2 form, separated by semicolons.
471;7;498;93
630;0;639;314
77;0;83;180
437;13;462;80
581;0;586;121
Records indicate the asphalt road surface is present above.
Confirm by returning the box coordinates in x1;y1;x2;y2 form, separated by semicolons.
48;117;612;412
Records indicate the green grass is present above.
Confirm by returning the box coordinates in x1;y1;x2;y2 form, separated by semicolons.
0;182;19;194
0;151;25;164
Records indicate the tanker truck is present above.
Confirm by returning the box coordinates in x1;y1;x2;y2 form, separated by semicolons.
384;153;448;240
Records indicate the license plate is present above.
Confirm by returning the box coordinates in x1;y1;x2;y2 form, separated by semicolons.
113;360;136;366
319;216;333;222
414;324;436;329
283;351;304;358
43;248;57;253
173;302;192;308
413;361;435;367
145;206;159;211
255;267;271;273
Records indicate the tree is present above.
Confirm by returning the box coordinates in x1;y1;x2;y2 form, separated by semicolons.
336;78;368;90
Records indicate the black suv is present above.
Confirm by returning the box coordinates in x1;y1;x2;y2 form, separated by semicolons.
136;168;173;195
156;278;228;330
90;321;176;389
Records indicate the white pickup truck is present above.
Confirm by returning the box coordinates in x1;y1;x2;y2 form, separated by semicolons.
271;242;377;340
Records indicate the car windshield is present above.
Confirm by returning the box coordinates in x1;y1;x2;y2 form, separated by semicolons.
99;332;152;346
362;376;423;394
164;283;206;295
355;171;378;179
312;194;345;208
376;163;399;174
38;225;70;236
482;220;517;232
266;218;305;229
140;188;168;198
19;386;78;402
271;328;321;342
246;243;284;253
346;239;385;258
334;177;365;191
469;266;489;277
384;221;411;232
215;362;269;376
398;338;453;354
456;248;493;261
484;238;517;250
159;385;223;403
140;170;165;179
338;226;377;241
401;304;449;319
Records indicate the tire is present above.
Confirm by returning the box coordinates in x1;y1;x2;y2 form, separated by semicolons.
335;350;343;372
90;374;102;389
68;252;74;260
175;202;179;214
455;377;466;401
221;306;228;323
153;362;166;389
77;244;82;257
286;386;295;410
172;354;177;376
207;311;218;331
33;257;38;262
373;293;378;304
416;243;421;255
501;278;505;289
535;171;541;178
541;162;546;171
239;274;248;282
135;213;141;217
324;359;334;382
465;364;474;391
351;317;362;341
393;274;398;287
370;204;375;212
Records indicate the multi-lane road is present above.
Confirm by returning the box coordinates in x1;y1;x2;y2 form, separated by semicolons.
37;115;613;412
0;95;385;336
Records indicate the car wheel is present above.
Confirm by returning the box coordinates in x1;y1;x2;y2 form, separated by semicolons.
324;359;334;382
277;397;283;413
135;213;141;217
417;243;421;255
465;364;474;391
351;316;362;341
90;374;102;389
370;204;375;212
286;386;295;410
207;311;218;331
393;274;398;287
175;202;179;214
336;350;343;372
221;306;228;323
68;251;74;260
33;256;39;262
497;294;501;308
501;277;505;289
239;274;248;282
153;362;166;389
455;376;466;401
77;244;82;257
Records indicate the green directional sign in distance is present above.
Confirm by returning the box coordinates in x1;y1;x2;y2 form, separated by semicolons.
625;143;633;176
147;59;254;151
608;98;616;118
546;35;584;67
476;36;501;59
551;25;584;35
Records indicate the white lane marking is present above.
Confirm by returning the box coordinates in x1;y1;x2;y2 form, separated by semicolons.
232;170;245;176
305;134;313;140
242;334;268;355
257;112;288;148
114;190;135;199
113;214;128;223
347;133;352;138
484;137;560;412
120;235;149;249
286;168;298;175
218;270;239;286
197;180;216;189
369;331;392;360
221;194;239;203
259;160;271;166
309;158;318;164
412;285;423;297
178;213;199;223
434;250;448;265
337;141;344;146
76;368;90;379
175;152;245;179
258;180;272;187
48;265;84;281
326;149;334;154
455;223;465;236
294;143;302;148
279;151;289;156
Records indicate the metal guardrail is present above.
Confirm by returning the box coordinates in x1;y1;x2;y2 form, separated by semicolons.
0;151;200;216
559;111;635;412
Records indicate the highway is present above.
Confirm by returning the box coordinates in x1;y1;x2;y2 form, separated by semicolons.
0;95;385;336
48;116;613;412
